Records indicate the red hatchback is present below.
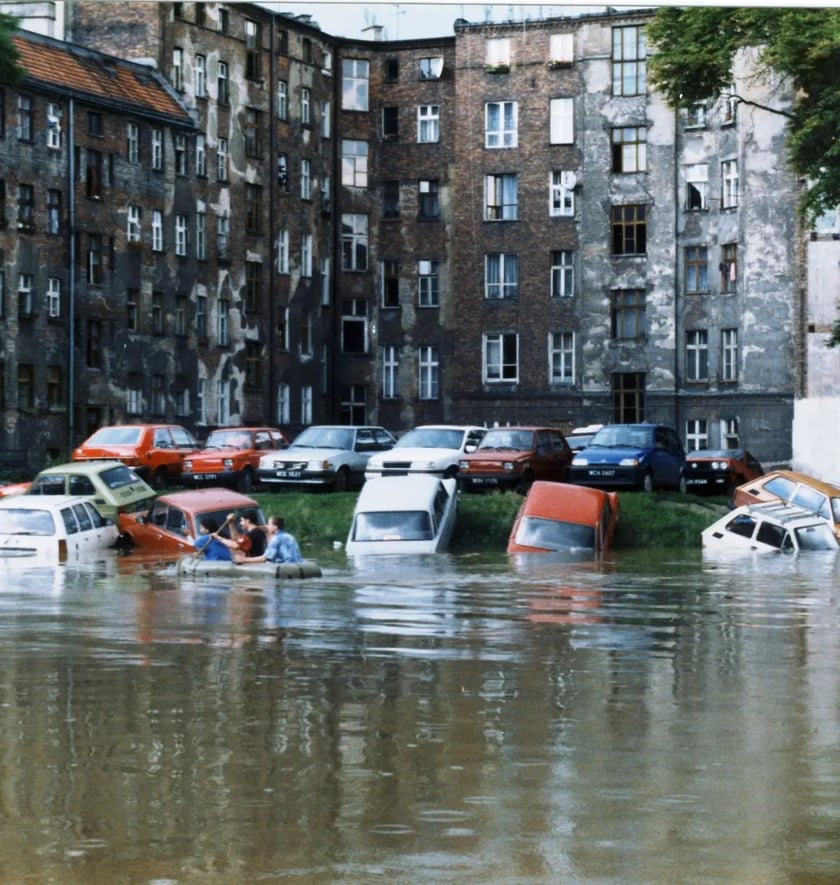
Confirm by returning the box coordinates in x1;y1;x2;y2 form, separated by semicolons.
180;427;288;493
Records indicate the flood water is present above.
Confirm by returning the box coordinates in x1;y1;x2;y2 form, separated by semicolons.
2;546;840;884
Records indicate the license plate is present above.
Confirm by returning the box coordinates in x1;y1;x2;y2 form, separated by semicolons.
590;469;615;477
276;470;302;478
688;478;708;485
473;477;498;485
192;473;217;481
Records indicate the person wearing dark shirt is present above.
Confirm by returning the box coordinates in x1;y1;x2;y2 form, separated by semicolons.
218;509;267;557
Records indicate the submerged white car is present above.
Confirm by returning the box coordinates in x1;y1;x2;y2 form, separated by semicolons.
364;425;486;479
345;475;458;555
0;494;120;562
701;502;839;554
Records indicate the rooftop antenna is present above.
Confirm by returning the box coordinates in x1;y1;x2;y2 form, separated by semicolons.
393;4;406;40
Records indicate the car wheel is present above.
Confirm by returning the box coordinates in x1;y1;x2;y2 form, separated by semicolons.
678;473;688;495
443;465;458;479
333;467;350;492
237;468;255;493
642;471;655;493
150;468;167;491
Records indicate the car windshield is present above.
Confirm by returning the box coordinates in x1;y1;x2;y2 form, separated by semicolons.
794;523;838;551
84;427;143;445
0;508;56;535
292;427;354;450
514;516;596;550
396;428;465;449
589;426;651;449
687;449;742;459
352;511;433;542
203;430;252;450
478;430;534;451
100;465;144;489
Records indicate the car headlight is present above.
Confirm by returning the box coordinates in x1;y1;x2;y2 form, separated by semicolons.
183;460;192;469
619;457;640;467
712;461;727;471
503;462;515;471
310;460;332;470
223;458;234;469
458;460;469;469
573;456;588;466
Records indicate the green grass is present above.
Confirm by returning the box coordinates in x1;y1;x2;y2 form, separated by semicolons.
253;486;729;555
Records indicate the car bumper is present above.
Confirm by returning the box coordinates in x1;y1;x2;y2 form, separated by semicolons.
257;468;335;485
365;468;448;479
685;474;731;493
459;474;520;491
180;470;240;486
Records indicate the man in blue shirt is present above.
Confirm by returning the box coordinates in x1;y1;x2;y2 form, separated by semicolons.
235;516;302;564
193;517;233;561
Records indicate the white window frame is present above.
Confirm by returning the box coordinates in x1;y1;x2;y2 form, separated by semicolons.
127;123;139;164
127;204;141;242
486;37;511;67
195;133;206;176
300;158;311;200
301;385;313;425
723;417;739;448
277;80;288;119
549;170;576;217
721;329;738;382
483;332;519;383
217;137;228;181
419;56;443;80
197;378;207;425
127;388;142;416
276;383;290;424
195;53;206;97
47;277;61;317
217;299;229;347
46;102;61;149
277;229;289;274
301;233;313;277
417;105;440;143
341;139;368;188
686;163;709;210
686;419;708;451
342;58;369;111
301;86;311;124
196;212;206;259
151;128;162;170
549;97;574;144
341;214;368;271
217;214;229;259
321;100;331;138
217;60;229;104
217;379;231;425
320;257;331;305
722;159;739;209
549;33;574;64
484;253;519;300
551;250;574;297
382;345;399;398
686;330;709;381
173;47;183;91
485;101;518;148
418;259;439;307
418;345;440;400
18;274;32;315
152;210;163;252
484;173;518;221
549;331;575;384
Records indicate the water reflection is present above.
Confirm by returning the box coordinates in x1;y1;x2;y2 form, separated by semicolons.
1;549;840;882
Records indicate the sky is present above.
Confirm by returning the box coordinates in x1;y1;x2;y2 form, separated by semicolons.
260;2;615;41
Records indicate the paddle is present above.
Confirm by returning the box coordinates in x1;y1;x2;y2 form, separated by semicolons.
193;513;235;561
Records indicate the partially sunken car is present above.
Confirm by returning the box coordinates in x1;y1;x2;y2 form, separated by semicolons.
0;495;120;561
507;481;619;554
458;426;573;493
685;448;764;496
345;475;458;555
257;425;396;491
701;502;839;554
365;425;486;480
118;488;267;555
180;427;288;493
26;461;156;523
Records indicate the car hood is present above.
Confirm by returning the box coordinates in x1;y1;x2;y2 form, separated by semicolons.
371;446;460;463
575;445;650;465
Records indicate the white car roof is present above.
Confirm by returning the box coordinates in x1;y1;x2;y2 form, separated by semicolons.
355;475;451;512
0;494;98;511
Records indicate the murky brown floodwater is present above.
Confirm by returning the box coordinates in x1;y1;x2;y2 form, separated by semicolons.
2;546;840;884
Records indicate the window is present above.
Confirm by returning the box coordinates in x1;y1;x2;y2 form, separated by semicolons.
417;105;440;143
302;38;313;64
485;253;519;300
195;54;207;97
277;305;289;350
175;295;187;335
549;33;574;64
419;56;443;79
173;48;183;90
17;274;32;316
418;179;439;219
17;183;34;229
611;204;646;255
382;346;399;398
342;58;369;111
245;184;263;233
127;204;141;242
300;311;313;355
685;246;709;294
127;289;139;331
341;214;368;271
685;103;706;127
151;128;163;169
549;331;575;384
276;79;288;120
721;329;738;381
611;289;645;340
127;385;142;416
276;383;290;424
321;100;331;138
245;20;262;79
419;346;439;400
175;387;189;418
149;292;163;335
612;372;645;423
195;134;206;176
550;250;574;297
301;233;313;277
300;158;311;199
85;149;103;198
320;257;331;305
87;111;103;136
485;37;511;67
301;87;311;125
721;159;739;208
87;234;103;284
196;212;206;259
341;139;368;187
47;277;60;317
217;298;229;346
485;173;517;220
339;385;365;425
381;259;400;308
383;179;400;219
277;229;289;273
549;170;575;217
18;363;34;409
174;134;186;175
549;97;574;144
484;333;518;382
686;330;709;381
276;27;287;53
722;85;738;125
245;342;262;388
196;378;207;424
218;379;232;424
341;299;368;353
612;126;646;172
126;122;139;163
175;214;188;256
612;25;646;96
277;152;288;189
87;319;103;369
685;419;708;452
47;365;62;408
152;210;163;252
301;385;313;425
322;50;333;75
217;60;229;105
244;107;262;156
196;293;207;339
485;101;517;148
217;214;229;259
17;95;32;141
382;106;399;141
322;175;331;213
721;243;737;293
46;102;61;149
723;417;739;447
418;260;439;307
685;164;709;210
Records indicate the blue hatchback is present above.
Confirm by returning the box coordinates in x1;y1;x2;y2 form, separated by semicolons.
568;423;687;492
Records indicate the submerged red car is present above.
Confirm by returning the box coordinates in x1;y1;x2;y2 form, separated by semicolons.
507;481;619;554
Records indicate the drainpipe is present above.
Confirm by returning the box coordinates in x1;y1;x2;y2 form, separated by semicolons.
67;96;75;450
672;103;680;435
268;19;276;422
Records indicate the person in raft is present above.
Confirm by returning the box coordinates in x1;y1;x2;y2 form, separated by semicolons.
235;515;302;565
215;509;267;557
193;517;233;561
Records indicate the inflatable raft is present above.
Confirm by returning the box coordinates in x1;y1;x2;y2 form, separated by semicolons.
175;556;322;579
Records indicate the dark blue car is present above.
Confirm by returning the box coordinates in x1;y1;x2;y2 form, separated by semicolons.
568;423;686;492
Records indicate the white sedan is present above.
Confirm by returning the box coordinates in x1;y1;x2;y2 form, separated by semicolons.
0;495;120;562
364;425;486;479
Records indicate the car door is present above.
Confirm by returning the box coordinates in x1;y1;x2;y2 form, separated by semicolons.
653;427;684;488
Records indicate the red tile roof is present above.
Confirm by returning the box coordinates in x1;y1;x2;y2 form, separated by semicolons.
13;32;192;124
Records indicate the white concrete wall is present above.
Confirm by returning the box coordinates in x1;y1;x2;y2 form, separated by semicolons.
793;397;840;484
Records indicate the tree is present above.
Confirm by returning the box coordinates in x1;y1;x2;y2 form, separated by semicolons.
646;7;840;225
0;13;24;85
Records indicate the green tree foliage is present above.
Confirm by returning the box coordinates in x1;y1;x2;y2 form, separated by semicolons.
0;13;24;85
647;7;840;225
